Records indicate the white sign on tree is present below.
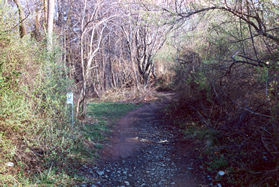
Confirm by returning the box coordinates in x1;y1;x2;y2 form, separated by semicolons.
66;92;74;125
66;92;73;104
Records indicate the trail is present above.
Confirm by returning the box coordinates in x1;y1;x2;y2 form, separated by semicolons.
81;96;208;186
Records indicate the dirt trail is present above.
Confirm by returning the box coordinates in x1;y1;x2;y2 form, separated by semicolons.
82;96;208;186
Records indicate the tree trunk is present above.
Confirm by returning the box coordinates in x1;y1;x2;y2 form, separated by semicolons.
76;81;86;119
13;0;26;38
47;0;55;51
43;0;48;28
33;7;42;41
2;0;7;7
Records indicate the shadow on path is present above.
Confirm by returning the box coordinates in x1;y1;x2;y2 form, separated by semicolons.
82;94;208;186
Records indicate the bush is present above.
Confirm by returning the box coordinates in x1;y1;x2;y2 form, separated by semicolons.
0;4;86;185
168;41;279;186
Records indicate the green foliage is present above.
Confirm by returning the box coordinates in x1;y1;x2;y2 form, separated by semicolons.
0;4;87;185
269;64;279;122
206;154;228;171
155;41;176;62
256;67;269;82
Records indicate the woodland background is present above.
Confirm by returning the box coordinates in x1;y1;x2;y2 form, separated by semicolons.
0;0;279;185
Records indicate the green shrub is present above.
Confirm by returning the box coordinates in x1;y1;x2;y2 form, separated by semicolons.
0;4;86;185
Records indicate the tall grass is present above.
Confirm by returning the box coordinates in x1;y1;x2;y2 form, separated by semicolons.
0;4;87;185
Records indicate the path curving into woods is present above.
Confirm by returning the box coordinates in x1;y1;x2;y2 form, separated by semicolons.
81;95;209;186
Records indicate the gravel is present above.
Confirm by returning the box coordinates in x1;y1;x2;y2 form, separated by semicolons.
81;100;209;186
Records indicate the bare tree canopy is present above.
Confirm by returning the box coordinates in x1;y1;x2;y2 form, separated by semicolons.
1;0;279;185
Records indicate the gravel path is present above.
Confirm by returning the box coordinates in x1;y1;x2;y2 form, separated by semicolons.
81;99;208;187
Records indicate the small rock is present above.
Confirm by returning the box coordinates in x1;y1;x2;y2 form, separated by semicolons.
89;169;95;174
124;181;130;185
5;162;14;167
97;170;104;176
90;185;97;187
217;183;222;187
171;182;176;185
218;171;225;176
187;167;193;170
83;165;88;169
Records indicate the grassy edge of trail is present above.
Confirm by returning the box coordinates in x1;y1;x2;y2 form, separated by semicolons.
82;102;141;156
10;102;141;186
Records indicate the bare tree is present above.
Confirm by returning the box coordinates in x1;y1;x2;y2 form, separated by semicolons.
54;0;178;118
47;0;55;51
163;0;279;67
120;0;172;85
76;0;117;118
13;0;27;38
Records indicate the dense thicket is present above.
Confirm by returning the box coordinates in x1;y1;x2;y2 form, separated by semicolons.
165;0;279;185
0;2;86;184
1;0;279;185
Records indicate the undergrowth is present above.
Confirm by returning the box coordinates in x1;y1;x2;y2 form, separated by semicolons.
165;48;279;186
0;4;86;185
99;86;159;103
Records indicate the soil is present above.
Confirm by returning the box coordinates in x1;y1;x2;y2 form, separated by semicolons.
80;95;210;187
